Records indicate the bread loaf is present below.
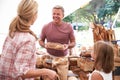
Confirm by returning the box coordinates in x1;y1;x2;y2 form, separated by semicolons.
46;42;64;50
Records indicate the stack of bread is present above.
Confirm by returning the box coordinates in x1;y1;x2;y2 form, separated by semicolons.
77;46;94;71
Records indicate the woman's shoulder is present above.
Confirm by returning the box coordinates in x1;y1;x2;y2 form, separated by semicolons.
15;32;36;42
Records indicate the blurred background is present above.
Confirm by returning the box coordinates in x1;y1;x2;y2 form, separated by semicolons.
0;0;120;55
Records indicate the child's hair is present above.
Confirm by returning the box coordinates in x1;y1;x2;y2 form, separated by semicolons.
94;41;114;73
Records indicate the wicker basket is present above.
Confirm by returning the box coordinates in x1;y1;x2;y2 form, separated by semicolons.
77;57;94;71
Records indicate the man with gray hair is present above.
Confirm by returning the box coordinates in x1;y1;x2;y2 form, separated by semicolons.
39;5;76;80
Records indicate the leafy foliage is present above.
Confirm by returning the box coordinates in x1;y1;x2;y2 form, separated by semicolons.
63;0;120;31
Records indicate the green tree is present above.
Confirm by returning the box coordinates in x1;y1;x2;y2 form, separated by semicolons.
97;0;120;22
63;14;74;23
63;0;120;31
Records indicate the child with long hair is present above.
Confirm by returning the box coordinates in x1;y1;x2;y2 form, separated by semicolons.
89;41;114;80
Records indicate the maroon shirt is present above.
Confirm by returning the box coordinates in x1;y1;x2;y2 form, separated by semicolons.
40;21;75;57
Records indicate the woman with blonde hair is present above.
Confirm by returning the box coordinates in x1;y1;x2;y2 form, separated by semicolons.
0;0;58;80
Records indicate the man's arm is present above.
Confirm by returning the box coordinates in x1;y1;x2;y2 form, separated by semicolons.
68;36;76;49
68;41;76;49
39;39;45;48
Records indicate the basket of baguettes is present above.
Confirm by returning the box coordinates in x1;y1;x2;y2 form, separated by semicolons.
46;42;65;50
